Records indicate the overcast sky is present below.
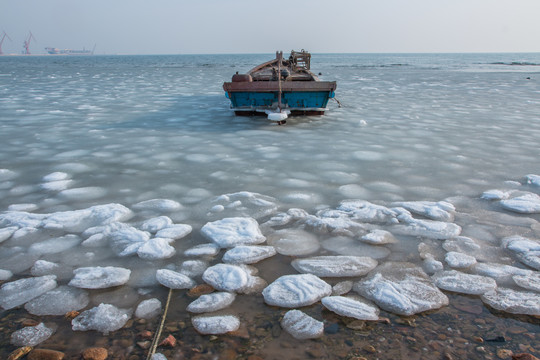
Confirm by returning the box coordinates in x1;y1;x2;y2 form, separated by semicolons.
1;0;540;55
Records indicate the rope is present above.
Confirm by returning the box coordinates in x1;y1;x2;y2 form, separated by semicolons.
146;288;173;360
333;97;342;107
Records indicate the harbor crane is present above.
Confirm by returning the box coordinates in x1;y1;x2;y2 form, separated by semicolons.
23;31;36;54
0;31;12;55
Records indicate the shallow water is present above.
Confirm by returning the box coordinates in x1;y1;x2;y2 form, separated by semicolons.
0;53;539;359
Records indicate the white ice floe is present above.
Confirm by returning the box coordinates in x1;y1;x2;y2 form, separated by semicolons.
106;223;150;257
140;216;173;233
392;201;455;222
443;236;482;256
201;217;266;248
208;192;278;219
390;212;462;240
280;309;324;340
0;275;57;310
432;270;497;295
0;226;17;243
222;245;276;264
513;272;540;292
502;235;540;270
332;281;354;296
28;234;81;255
473;262;533;283
354;262;449;316
321;295;380;320
337;200;398;224
184;243;220;257
481;189;514;200
500;193;540;214
151;354;167;360
69;266;131;289
423;258;444;275
42;172;70;182
179;260;209;278
525;174;540;187
156;224;192;240
135;298;162;319
187;292;236;313
72;303;131;334
137;237;176;260
481;288;540;316
267;228;320;256
0;168;18;181
360;229;397;245
30;260;72;281
11;322;55;347
291;256;377;277
445;251;477;269
24;285;89;315
58;186;107;201
262;208;309;227
133;199;182;212
202;263;264;293
40;179;74;191
321;236;390;259
262;274;332;308
191;314;240;335
8;203;38;212
0;269;13;280
0;203;133;233
304;210;366;236
156;269;196;289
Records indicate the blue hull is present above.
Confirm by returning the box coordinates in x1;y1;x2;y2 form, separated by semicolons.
226;90;335;114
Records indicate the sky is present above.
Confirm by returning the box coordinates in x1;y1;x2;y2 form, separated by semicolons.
1;0;540;55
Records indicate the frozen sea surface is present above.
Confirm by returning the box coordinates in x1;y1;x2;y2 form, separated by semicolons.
0;53;539;357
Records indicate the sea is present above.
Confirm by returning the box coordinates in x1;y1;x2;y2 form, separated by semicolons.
0;53;539;359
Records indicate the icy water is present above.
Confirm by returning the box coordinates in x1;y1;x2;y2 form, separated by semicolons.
0;53;539;359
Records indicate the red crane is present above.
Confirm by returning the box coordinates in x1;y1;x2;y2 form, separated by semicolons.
0;31;12;55
23;31;36;55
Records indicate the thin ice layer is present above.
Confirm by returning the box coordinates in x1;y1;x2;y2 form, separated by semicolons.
321;296;380;320
291;256;377;277
187;292;236;313
69;266;131;289
481;288;540;316
280;309;324;340
72;303;131;334
201;217;266;248
354;262;449;316
25;285;89;315
222;245;276;264
432;270;497;295
191;314;240;334
262;274;332;308
0;275;57;310
11;322;55;347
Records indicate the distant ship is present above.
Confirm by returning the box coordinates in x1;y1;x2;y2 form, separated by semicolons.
45;46;95;55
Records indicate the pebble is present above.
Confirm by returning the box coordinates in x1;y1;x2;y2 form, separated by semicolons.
497;349;514;359
8;347;32;360
188;284;214;297
81;347;108;360
27;349;65;360
158;334;177;347
512;354;540;360
362;345;376;354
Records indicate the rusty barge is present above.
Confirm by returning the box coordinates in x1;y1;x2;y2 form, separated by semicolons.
223;50;337;123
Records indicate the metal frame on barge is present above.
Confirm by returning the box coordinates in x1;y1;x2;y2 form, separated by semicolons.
223;50;337;124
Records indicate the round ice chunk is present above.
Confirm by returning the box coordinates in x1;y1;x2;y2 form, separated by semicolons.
72;303;131;334
0;275;57;310
445;251;477;269
392;201;455;222
208;192;278;219
140;216;173;233
156;224;192;240
267;228;320;256
321;236;390;259
156;269;196;289
390;217;461;240
360;229;397;245
192;314;240;334
11;322;55;347
222;245;276;264
28;234;81;255
292;256;377;277
187;292;236;313
42;172;70;182
137;237;176;260
25;285;89;315
135;298;162;319
69;266;131;289
262;274;331;308
58;186;107;201
179;260;209;277
513;272;540;292
107;223;150;257
0;226;18;243
0;269;13;280
201;217;266;248
481;288;540;316
202;264;252;293
500;193;540;214
321;296;380;320
184;243;220;257
133;199;182;212
432;270;497;295
280;309;324;340
354;262;449;316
